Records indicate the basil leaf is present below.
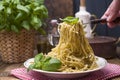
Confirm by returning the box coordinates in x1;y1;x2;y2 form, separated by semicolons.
35;0;44;5
6;7;11;14
28;63;35;71
0;4;4;11
17;4;29;14
31;15;39;25
4;0;11;3
42;58;61;71
43;56;51;62
11;25;19;33
34;53;43;63
31;15;42;30
61;16;79;25
39;5;48;18
34;20;42;30
12;0;20;4
15;12;23;21
34;62;42;69
34;6;42;13
22;21;30;30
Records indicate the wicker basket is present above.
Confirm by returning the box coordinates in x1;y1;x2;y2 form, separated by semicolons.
0;30;35;63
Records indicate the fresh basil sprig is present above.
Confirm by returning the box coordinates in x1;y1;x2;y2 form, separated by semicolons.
60;16;79;25
28;53;62;72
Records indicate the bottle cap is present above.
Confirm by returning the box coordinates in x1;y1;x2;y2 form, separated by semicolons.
50;19;58;27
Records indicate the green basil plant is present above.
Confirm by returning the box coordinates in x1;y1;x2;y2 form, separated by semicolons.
0;0;48;33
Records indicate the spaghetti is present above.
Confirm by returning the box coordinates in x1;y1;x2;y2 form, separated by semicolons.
47;17;97;72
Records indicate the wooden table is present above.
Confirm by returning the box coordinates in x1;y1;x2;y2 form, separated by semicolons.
0;57;120;80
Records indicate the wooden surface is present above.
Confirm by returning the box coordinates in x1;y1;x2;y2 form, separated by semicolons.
0;61;24;80
0;57;120;80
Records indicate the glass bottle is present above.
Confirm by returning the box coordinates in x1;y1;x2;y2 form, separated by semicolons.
48;19;60;46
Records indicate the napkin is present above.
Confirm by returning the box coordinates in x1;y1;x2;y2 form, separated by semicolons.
11;63;120;80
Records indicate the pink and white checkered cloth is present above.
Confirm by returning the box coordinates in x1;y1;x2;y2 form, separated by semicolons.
11;63;120;80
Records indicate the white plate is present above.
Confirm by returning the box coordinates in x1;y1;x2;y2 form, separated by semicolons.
24;56;107;79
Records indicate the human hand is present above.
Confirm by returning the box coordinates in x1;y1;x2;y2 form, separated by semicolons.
101;0;120;28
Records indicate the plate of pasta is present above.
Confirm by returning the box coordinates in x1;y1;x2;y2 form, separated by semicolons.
24;56;107;79
24;17;107;79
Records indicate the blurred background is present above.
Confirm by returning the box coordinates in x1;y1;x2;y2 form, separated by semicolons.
36;0;120;58
44;0;120;38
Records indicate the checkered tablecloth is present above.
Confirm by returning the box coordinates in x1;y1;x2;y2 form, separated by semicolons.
11;63;120;80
